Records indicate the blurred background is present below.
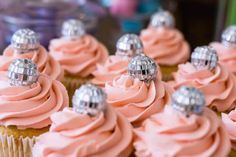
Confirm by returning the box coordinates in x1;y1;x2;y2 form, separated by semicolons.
0;0;235;53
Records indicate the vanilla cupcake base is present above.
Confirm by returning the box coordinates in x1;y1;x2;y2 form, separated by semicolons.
62;75;93;106
229;150;236;157
0;126;49;157
160;65;178;81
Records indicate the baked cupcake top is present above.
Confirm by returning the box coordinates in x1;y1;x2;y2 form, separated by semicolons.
105;54;172;125
49;19;108;77
134;86;231;157
0;29;64;81
210;26;236;75
140;11;190;66
171;46;236;112
222;107;236;150
0;58;68;130
92;34;143;87
33;84;133;157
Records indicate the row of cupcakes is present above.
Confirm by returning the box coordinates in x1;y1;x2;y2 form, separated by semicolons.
5;10;236;91
0;10;190;99
32;84;231;157
0;53;169;156
0;9;236;157
0;52;235;156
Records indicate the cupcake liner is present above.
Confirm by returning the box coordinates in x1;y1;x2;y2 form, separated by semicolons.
160;65;178;81
0;134;35;157
62;75;93;106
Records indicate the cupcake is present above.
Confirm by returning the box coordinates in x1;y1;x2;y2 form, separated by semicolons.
210;25;236;76
32;84;133;157
0;28;64;81
222;110;236;156
170;46;236;113
0;58;69;157
49;19;109;100
92;34;143;87
134;86;231;157
140;11;190;81
105;54;172;126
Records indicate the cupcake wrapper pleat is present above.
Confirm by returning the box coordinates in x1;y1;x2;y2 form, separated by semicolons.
0;134;35;157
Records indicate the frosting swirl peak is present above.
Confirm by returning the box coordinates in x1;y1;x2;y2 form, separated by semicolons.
33;106;133;157
49;35;108;77
170;62;236;112
0;46;64;81
140;27;190;66
0;72;69;129
134;106;231;157
105;74;172;124
211;42;236;75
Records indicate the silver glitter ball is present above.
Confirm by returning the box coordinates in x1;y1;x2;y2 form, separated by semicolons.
116;34;144;57
128;54;157;83
11;29;40;53
61;19;86;39
171;86;205;116
150;11;175;28
221;25;236;48
8;58;38;86
191;46;218;71
72;84;107;116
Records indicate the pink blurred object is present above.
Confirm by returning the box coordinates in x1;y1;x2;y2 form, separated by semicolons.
110;0;138;17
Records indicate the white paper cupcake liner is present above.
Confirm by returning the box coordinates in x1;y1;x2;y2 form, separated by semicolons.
0;134;35;157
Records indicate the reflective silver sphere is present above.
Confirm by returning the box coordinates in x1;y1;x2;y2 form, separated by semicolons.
72;84;107;116
8;58;38;86
11;29;40;54
128;54;157;83
171;86;205;116
150;11;175;28
61;19;86;39
116;34;143;57
191;46;218;71
221;25;236;48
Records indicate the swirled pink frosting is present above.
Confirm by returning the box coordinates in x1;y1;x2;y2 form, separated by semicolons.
134;106;231;157
92;55;129;87
0;46;64;81
140;27;190;66
170;63;236;112
222;110;236;150
49;35;109;77
32;106;133;157
105;74;172;124
0;72;69;129
92;55;162;87
211;42;236;75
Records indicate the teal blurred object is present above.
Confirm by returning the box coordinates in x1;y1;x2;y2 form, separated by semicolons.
119;0;161;34
100;0;112;7
121;19;144;33
138;0;160;14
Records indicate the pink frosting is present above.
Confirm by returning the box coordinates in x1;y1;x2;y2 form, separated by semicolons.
140;27;190;66
49;35;109;77
92;55;129;87
134;106;231;157
222;110;236;150
171;63;236;112
32;106;133;157
0;46;64;81
92;55;163;87
0;72;69;129
211;42;236;75
105;74;172;124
